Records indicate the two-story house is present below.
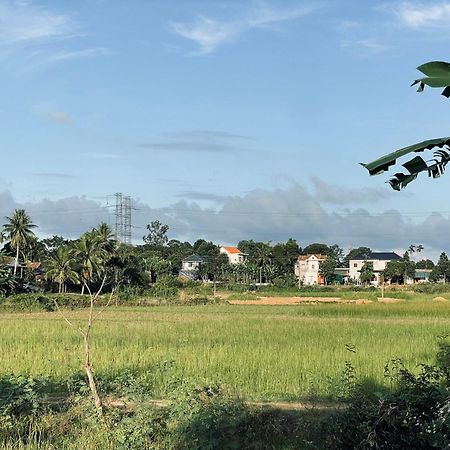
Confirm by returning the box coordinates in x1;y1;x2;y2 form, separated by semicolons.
294;254;327;285
179;254;206;280
219;246;247;264
349;252;401;285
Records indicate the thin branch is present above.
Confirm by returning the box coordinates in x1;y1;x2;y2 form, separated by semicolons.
94;284;119;321
53;299;85;337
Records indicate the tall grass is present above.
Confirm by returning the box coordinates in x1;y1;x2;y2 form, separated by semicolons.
0;302;449;401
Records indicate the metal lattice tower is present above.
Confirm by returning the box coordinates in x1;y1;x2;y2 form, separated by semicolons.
123;195;132;245
114;193;123;242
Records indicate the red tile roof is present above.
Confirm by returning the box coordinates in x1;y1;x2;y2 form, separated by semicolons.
298;254;327;261
221;246;242;254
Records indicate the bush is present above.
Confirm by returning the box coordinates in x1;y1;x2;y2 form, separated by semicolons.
328;343;450;449
411;283;450;294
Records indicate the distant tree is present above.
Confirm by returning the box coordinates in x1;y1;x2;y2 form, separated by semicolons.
344;247;372;267
0;252;16;296
302;243;330;256
432;252;450;283
264;264;277;284
272;238;301;274
319;255;336;285
143;220;169;246
329;244;344;267
75;231;107;294
382;255;415;284
44;246;80;293
382;260;404;284
416;259;435;270
402;252;416;283
42;235;69;256
359;261;374;285
3;209;37;276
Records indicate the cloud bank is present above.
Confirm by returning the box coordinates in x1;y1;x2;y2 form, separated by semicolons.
1;181;449;258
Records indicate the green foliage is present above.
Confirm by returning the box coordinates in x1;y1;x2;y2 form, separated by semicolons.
0;265;16;297
143;220;169;246
328;343;450;449
319;255;337;285
149;275;181;299
359;261;374;285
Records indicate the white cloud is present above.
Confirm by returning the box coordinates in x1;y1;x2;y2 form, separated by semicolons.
1;182;449;257
388;1;450;28
0;2;109;71
340;38;388;54
44;47;110;63
0;0;74;45
170;0;316;55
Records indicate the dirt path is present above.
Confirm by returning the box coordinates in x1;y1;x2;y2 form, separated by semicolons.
103;397;342;412
228;296;372;305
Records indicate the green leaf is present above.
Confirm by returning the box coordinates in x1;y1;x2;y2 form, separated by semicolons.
417;61;450;77
414;76;450;88
361;137;450;175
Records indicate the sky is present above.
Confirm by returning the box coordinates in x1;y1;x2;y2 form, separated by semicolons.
2;0;450;258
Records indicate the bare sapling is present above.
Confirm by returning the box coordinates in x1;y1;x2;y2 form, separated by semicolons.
53;275;116;417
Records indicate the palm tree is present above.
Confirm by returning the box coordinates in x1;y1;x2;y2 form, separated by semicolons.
44;246;80;293
93;222;117;254
3;209;36;276
75;231;107;294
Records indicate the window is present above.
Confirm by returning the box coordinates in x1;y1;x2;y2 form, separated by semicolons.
353;263;358;268
311;264;315;269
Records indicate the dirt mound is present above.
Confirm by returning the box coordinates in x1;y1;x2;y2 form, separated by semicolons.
378;297;403;303
433;296;448;302
228;297;371;305
354;299;373;304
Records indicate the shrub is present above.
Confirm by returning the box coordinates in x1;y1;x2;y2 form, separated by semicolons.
328;344;450;449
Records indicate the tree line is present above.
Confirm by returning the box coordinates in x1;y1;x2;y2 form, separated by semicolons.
1;210;450;295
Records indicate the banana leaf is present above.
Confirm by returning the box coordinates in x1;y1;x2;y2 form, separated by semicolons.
361;137;450;175
412;61;450;96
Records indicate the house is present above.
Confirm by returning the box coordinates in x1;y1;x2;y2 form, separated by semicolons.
179;254;206;281
294;254;327;285
407;269;432;284
349;252;401;285
219;246;247;265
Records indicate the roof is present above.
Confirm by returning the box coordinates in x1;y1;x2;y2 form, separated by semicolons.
182;254;206;263
221;246;242;254
351;252;401;261
415;269;432;278
298;254;327;261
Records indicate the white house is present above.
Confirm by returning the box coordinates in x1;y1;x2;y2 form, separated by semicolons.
294;254;327;285
179;254;206;281
219;246;247;265
349;252;401;285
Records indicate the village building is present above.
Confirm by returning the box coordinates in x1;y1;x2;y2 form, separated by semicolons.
349;252;401;285
294;254;327;285
179;254;206;281
219;246;247;264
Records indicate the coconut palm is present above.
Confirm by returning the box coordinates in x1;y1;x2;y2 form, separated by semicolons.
44;246;80;293
75;231;107;294
3;209;36;276
93;222;117;254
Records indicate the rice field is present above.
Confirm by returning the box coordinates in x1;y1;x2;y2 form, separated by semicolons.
1;300;449;401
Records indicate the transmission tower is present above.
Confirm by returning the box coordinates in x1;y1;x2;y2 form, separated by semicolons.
114;193;132;244
123;195;132;245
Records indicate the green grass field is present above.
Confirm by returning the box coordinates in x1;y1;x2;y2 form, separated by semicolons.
1;297;449;401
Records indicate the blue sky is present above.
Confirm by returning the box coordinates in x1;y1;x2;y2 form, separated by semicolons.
2;0;450;257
